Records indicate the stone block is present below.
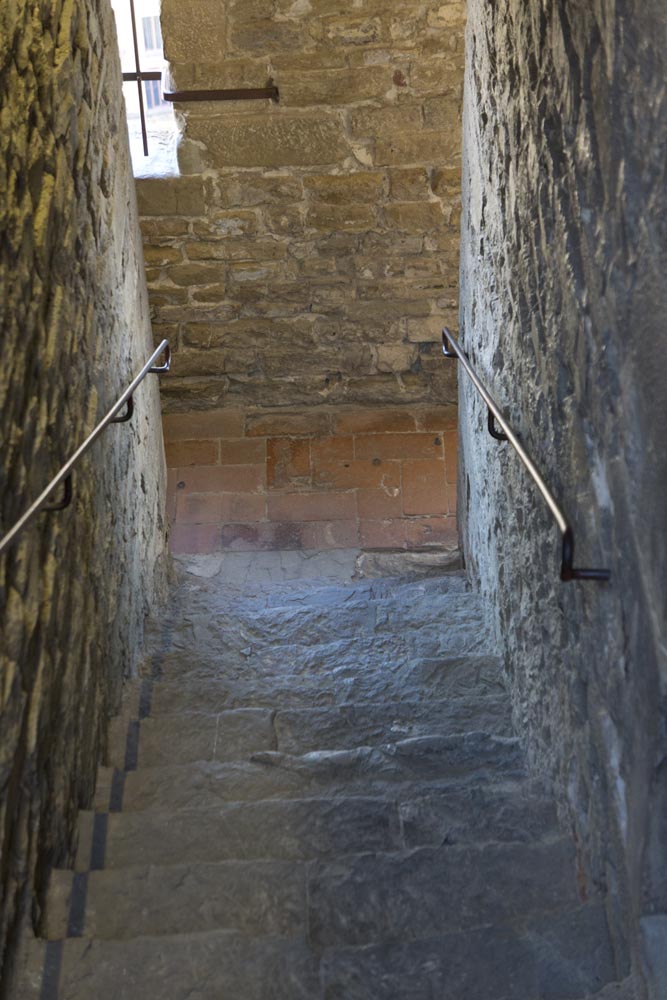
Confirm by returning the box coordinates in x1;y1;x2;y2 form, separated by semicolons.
388;167;432;200
196;210;260;238
163;409;245;441
360;517;407;548
374;343;419;373
402;459;448;515
184;240;288;261
280;67;390;106
230;18;313;54
375;130;453;166
267;438;312;489
159;0;227;64
165;439;219;467
186;114;349;168
406;515;457;548
355;432;443;461
349;104;422;138
267;491;357;522
306;203;377;232
333;409;417;434
384;201;445;232
423;95;463;132
143;246;182;266
246;411;333;438
303;172;385;204
165;263;224;287
219;439;266;465
176;493;225;524
356;486;403;519
176;465;266;494
410;55;465;96
136;176;207;217
170;523;221;554
215;173;304;208
322;16;384;47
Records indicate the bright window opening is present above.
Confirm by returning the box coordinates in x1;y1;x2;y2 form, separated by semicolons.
110;0;178;177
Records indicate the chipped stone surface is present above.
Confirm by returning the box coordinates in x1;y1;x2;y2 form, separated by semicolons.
0;0;169;984
459;2;667;992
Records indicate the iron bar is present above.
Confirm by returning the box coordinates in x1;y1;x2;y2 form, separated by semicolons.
127;0;149;156
0;341;170;559
442;327;610;583
162;83;279;103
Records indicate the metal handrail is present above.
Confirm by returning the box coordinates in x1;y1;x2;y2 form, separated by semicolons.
0;340;171;558
442;327;610;582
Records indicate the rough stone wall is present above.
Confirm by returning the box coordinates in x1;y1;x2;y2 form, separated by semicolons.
459;1;667;993
0;0;169;989
138;0;466;411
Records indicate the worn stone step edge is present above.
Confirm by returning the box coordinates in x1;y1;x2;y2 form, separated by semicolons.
122;654;507;716
104;694;513;767
16;904;616;1000
74;782;559;870
92;733;527;811
44;840;580;944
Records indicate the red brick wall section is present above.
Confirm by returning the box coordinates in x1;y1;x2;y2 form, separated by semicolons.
165;406;458;554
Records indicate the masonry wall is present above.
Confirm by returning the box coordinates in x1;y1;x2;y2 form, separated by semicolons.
0;1;169;989
459;2;667;994
139;0;466;411
164;404;458;554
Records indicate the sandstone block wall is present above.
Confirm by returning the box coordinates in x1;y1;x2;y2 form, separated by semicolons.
139;0;466;412
459;1;667;993
0;1;169;988
164;404;458;554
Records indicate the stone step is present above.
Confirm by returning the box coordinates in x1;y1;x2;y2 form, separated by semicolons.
17;905;615;1000
105;707;277;769
44;860;307;941
320;904;616;1000
140;624;494;687
76;782;555;872
48;840;576;945
94;733;525;812
176;592;488;651
125;654;506;715
105;694;513;768
307;839;581;949
17;932;320;1000
75;797;403;870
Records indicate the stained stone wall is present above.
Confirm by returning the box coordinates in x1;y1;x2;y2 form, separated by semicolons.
459;1;667;994
139;0;466;411
0;0;169;989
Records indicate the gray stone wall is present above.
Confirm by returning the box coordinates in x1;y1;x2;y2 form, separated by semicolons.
0;0;169;988
459;1;667;993
139;0;466;411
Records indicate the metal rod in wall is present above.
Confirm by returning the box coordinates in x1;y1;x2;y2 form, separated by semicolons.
162;83;280;103
442;327;610;583
127;0;149;156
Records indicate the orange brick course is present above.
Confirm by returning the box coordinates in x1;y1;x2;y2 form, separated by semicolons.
165;405;458;554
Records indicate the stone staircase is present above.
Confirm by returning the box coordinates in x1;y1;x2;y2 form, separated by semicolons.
17;556;625;999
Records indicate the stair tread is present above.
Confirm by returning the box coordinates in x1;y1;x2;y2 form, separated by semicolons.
18;903;615;1000
50;840;575;943
94;733;525;811
125;653;506;714
106;694;513;767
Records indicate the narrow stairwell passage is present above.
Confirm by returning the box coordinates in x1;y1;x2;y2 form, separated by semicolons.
19;553;622;999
